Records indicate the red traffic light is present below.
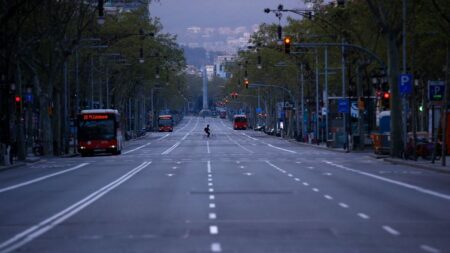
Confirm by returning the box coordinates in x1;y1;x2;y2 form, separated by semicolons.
15;96;21;102
383;92;390;99
284;37;291;44
284;36;291;54
244;79;249;89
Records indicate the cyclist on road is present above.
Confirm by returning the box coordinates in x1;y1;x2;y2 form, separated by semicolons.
204;124;211;138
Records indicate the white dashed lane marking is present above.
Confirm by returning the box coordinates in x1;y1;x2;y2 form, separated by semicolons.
209;213;217;220
420;244;441;253
382;225;400;236
358;213;370;219
339;203;349;208
211;243;222;252
209;226;219;235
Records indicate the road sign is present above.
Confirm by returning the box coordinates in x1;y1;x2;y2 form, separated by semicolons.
398;74;412;95
338;99;349;113
428;80;445;102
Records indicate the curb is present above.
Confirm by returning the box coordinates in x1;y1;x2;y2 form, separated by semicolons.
383;158;450;174
0;162;27;172
60;154;79;158
285;136;450;174
286;138;352;154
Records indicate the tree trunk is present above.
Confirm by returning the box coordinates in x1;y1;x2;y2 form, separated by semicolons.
387;31;403;157
54;89;61;156
39;81;53;156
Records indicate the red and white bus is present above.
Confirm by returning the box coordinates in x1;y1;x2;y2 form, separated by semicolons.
233;114;248;130
158;114;174;132
77;109;123;156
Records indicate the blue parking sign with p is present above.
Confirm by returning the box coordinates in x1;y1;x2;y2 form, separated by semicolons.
399;74;412;95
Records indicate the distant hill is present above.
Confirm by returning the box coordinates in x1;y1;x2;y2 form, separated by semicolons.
182;46;225;68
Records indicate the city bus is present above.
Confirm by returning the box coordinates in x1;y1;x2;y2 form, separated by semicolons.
158;114;174;132
77;109;123;156
233;114;248;130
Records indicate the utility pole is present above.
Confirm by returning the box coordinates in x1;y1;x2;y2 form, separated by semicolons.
442;42;449;166
402;0;408;158
342;40;348;152
324;47;329;145
315;48;320;144
298;61;307;141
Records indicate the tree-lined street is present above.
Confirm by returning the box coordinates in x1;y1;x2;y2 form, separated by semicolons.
1;116;449;252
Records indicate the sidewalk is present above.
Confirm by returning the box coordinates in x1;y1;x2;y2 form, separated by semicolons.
288;138;450;174
0;154;41;172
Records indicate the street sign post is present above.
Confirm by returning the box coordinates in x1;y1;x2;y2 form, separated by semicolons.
399;74;412;95
428;80;445;102
338;99;349;113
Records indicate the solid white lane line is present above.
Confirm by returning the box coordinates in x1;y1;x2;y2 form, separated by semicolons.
265;161;287;174
161;118;199;155
227;135;253;153
324;160;450;201
123;134;169;154
161;141;181;155
173;117;193;132
241;132;258;141
267;144;296;154
339;203;349;208
207;161;212;173
207;140;210;154
0;161;151;253
324;195;333;200
420;244;441;253
209;213;217;220
358;213;370;219
209;203;216;208
209;226;219;235
211;243;222;252
382;225;400;236
0;163;89;194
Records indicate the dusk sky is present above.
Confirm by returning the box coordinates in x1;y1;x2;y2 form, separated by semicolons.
150;0;308;52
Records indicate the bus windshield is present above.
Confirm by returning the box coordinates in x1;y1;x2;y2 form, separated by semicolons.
234;117;247;123
158;118;173;127
78;119;115;140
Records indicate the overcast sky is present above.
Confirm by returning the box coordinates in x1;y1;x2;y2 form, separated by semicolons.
150;0;308;52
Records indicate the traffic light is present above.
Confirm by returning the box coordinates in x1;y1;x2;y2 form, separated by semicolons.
284;36;291;54
244;79;249;89
15;95;22;113
381;91;390;109
419;104;424;112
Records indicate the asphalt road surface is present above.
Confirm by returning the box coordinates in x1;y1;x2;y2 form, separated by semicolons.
1;116;450;253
